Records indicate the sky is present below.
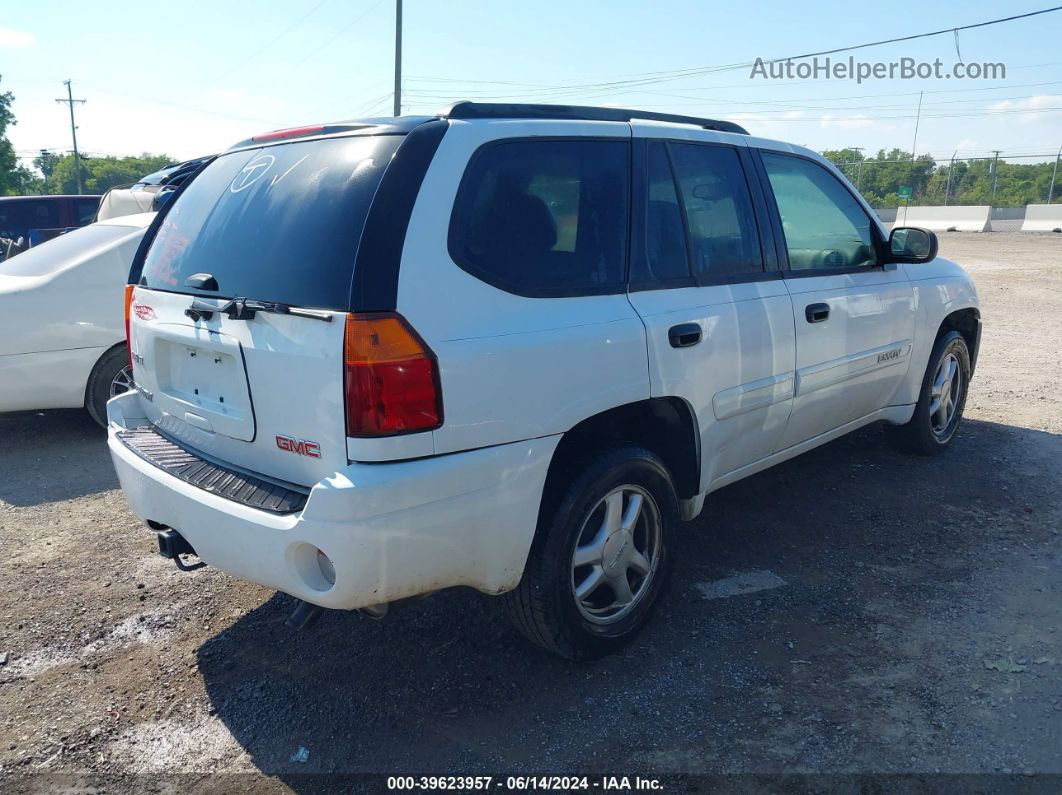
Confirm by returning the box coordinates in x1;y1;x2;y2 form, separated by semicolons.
2;0;1061;171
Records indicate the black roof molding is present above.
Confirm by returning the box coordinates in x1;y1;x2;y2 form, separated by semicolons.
439;101;749;135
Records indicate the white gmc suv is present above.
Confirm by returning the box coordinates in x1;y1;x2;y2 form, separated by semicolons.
107;103;981;659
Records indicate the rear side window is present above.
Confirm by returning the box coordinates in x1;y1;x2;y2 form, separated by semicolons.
0;200;61;239
643;142;690;283
140;135;403;309
449;139;629;296
76;199;100;225
667;143;763;279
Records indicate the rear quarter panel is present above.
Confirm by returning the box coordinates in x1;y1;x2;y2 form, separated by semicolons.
396;119;651;455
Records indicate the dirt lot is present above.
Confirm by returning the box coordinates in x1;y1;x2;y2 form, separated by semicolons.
1;233;1060;791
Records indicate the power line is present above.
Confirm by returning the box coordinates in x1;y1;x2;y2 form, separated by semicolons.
403;88;1062;115
249;0;385;88
404;79;1062;108
749;6;1062;68
400;7;1062;101
214;0;332;82
78;82;274;124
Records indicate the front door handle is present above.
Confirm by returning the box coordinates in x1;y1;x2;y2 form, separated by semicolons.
805;303;830;323
668;323;702;348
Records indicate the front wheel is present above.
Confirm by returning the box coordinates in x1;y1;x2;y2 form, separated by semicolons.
85;345;134;428
888;330;971;455
504;445;677;660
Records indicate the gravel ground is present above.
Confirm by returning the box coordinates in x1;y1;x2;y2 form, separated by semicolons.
1;232;1060;791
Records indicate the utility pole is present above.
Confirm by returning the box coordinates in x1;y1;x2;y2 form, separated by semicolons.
990;150;1001;204
908;91;923;211
910;91;924;160
393;0;402;117
944;150;958;206
1048;143;1061;204
853;146;865;192
55;80;86;195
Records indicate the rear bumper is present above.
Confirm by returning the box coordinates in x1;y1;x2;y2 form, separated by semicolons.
106;392;559;610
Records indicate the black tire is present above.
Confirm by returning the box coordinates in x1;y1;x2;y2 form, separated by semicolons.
85;345;132;428
503;444;678;660
887;330;971;456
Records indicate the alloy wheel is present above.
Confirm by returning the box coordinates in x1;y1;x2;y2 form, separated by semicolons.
570;485;662;625
929;352;963;437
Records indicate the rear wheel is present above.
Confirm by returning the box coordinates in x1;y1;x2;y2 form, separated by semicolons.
888;330;970;455
85;345;133;428
504;445;677;660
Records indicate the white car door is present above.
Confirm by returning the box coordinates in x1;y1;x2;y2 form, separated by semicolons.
625;127;796;491
754;149;915;451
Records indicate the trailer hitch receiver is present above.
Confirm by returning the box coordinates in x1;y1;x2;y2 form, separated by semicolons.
156;527;206;572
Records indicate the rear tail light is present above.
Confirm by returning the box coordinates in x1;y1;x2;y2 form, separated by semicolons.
124;285;135;369
343;313;442;436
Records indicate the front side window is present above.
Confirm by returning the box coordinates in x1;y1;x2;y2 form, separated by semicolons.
450;139;629;296
761;152;877;271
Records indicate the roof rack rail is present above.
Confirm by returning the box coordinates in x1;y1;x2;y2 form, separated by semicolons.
439;101;749;135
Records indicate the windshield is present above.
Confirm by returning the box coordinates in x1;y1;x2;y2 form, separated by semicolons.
140;134;403;310
0;223;141;278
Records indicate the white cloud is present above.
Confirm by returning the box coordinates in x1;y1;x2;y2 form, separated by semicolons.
988;94;1062;124
729;110;805;129
0;28;35;47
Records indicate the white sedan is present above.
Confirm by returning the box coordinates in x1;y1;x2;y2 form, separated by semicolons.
0;212;154;426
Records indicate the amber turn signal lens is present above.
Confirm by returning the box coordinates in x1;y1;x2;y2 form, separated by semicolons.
343;313;442;436
124;285;135;369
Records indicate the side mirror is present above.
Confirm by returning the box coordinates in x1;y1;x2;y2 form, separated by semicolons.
152;186;177;212
888;226;937;263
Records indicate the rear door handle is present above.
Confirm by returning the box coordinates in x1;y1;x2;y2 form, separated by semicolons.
668;323;702;348
805;303;830;323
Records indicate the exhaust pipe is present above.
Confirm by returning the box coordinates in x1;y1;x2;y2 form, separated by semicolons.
358;603;389;620
286;600;324;630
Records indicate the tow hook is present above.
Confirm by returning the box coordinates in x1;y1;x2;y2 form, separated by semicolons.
156;527;206;572
286;600;324;630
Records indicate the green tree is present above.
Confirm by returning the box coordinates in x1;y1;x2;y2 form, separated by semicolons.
0;74;38;196
47;153;175;195
32;150;60;193
822;146;1062;207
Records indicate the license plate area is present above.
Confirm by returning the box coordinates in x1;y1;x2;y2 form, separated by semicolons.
151;326;255;441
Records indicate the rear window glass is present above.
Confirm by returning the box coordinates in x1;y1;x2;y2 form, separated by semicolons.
0;223;139;278
449;139;629;296
140;135;403;309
